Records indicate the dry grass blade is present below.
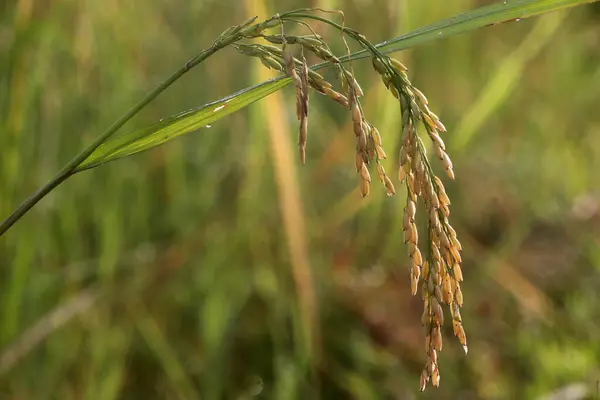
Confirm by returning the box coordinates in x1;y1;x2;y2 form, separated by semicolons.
0;290;99;375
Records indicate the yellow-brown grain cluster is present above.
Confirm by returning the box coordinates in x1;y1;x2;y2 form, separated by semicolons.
236;17;466;391
372;55;467;391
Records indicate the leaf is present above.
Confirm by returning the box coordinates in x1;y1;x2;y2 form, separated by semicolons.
76;76;292;171
77;0;593;171
350;0;595;60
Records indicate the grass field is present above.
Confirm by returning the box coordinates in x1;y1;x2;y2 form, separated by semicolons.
1;0;599;398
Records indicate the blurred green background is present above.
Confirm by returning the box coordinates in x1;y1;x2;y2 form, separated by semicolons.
1;0;599;399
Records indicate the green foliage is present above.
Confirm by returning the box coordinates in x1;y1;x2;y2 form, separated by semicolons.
0;0;599;398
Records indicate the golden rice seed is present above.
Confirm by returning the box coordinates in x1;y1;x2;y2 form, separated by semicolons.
441;151;453;168
453;263;463;282
446;167;455;180
384;176;396;196
353;152;365;174
451;236;463;251
438;191;451;207
434;285;443;305
428;130;446;152
431;295;440;313
450;277;458;293
433;326;443;351
430;348;438;365
441;204;450;217
422;260;430;280
407;198;416;220
439;230;450;250
408;240;417;257
322;87;349;107
371;126;383;146
407;170;416;194
442;273;451;292
352;121;363;139
410;99;421;119
434;117;447;133
403;208;411;230
423;113;436;131
375;144;387;160
360;162;371;183
419;369;429;392
431;366;440;388
421;309;429;326
457;325;467;346
413;87;429;105
455;286;464;307
430;192;440;210
411;274;419;296
351;101;361;123
410;223;419;244
452;319;460;336
433;175;445;192
425;359;433;376
443;281;453;304
360;179;370;197
406;241;417;258
433;143;445;160
429;208;440;230
398;164;407;182
358;129;368;152
451;302;461;320
412;247;423;266
412;264;421;280
367;146;376;161
390;58;408;72
400;146;411;167
413;174;423;199
376;162;386;183
446;224;458;239
435;261;443;280
431;244;441;263
403;224;412;244
427;277;434;295
450;245;462;264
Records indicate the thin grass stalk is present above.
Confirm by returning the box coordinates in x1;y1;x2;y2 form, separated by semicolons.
0;39;236;237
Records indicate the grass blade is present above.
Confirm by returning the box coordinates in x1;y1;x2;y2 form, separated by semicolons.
355;0;595;58
77;0;594;171
76;77;292;171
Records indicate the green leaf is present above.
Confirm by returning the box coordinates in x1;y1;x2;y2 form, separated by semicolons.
77;0;593;171
350;0;595;59
76;76;292;171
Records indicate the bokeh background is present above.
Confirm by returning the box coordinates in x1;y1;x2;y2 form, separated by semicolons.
1;0;599;399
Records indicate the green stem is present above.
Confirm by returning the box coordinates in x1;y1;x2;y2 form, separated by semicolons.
0;38;235;237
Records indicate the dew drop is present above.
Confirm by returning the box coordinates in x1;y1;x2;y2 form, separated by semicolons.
205;124;212;128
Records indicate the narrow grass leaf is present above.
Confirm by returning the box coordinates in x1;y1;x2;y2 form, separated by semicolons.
76;77;292;171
